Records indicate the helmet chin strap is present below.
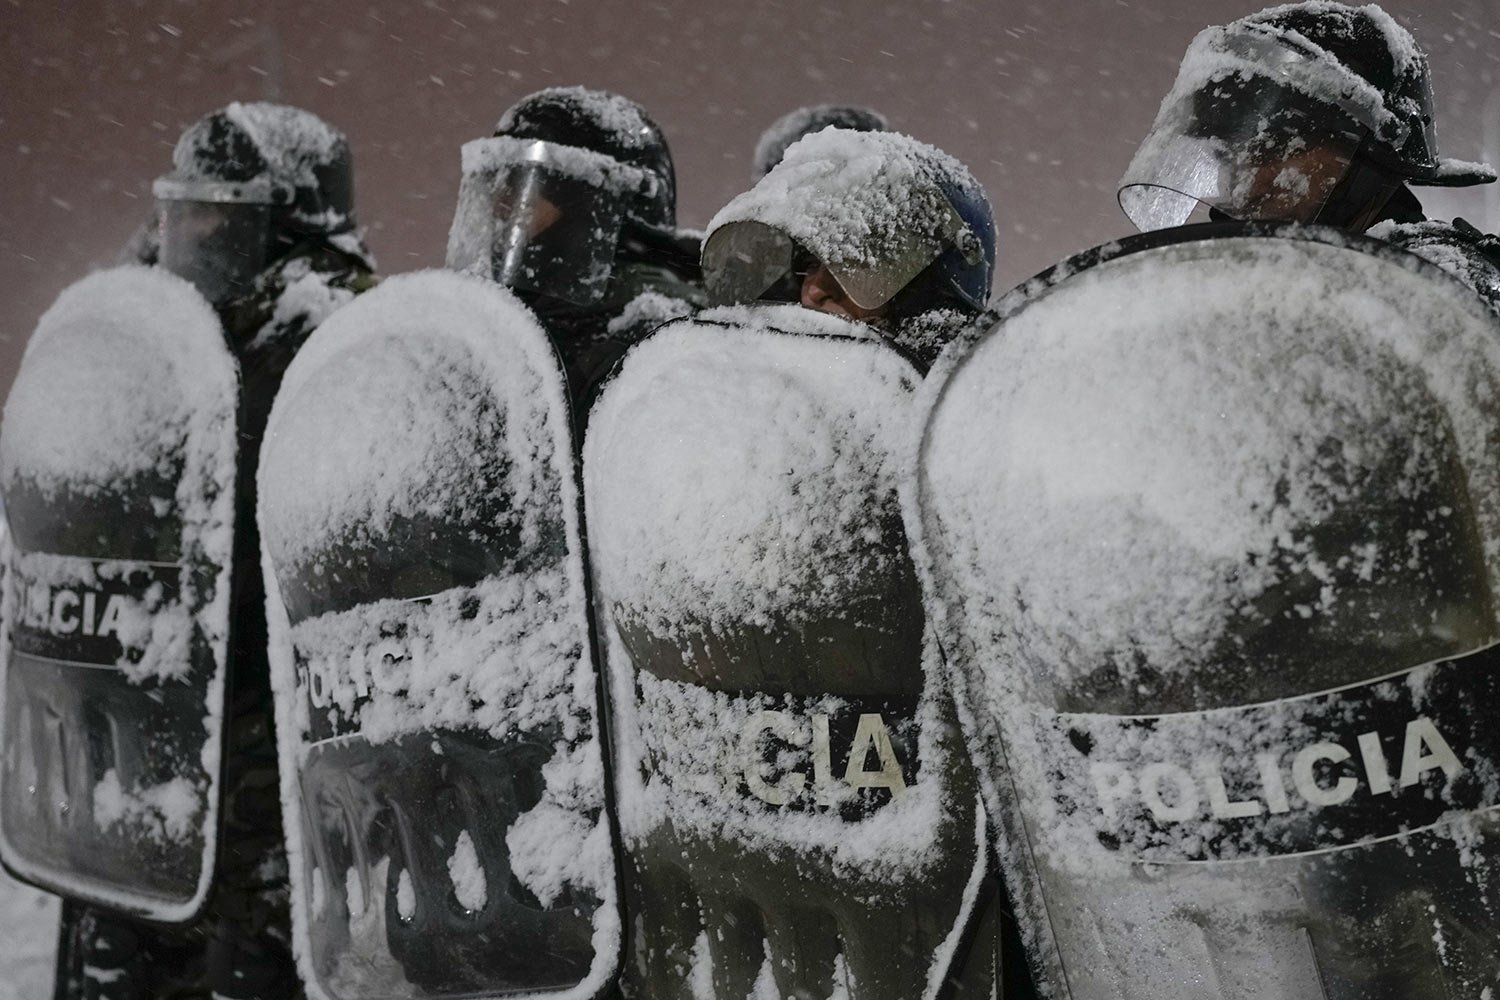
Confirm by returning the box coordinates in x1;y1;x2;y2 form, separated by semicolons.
1312;140;1406;232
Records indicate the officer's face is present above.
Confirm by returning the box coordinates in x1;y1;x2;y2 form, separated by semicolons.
800;263;888;323
493;185;564;240
1225;142;1350;223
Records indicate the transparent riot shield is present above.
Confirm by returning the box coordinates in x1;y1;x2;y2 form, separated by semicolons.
584;304;990;1000
0;266;237;921
913;223;1500;1000
258;269;619;1000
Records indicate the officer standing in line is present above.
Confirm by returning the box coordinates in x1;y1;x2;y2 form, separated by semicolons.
446;86;705;426
51;102;376;1000
1117;2;1494;237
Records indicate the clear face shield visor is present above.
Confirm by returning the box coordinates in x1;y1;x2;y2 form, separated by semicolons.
152;176;275;306
447;138;651;307
702;200;973;311
1118;28;1392;231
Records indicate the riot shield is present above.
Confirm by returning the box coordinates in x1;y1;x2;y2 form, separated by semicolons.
258;269;619;1000
914;223;1500;1000
584;304;990;1000
0;266;237;921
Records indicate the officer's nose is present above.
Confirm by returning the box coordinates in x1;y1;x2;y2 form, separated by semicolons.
800;263;854;317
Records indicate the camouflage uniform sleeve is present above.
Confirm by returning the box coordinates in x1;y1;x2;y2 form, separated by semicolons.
605;261;706;344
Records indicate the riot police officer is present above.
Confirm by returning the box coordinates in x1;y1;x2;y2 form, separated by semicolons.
51;101;376;1000
1117;1;1495;235
593;126;1023;1000
446;86;704;424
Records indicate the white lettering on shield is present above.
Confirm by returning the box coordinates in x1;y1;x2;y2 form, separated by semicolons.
1088;716;1462;826
22;582;128;639
733;709;908;807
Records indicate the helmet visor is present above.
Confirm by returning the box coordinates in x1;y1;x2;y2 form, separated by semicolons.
824;206;957;311
1119;28;1374;231
156;198;271;306
448;138;635;306
703;204;965;311
701;220;798;306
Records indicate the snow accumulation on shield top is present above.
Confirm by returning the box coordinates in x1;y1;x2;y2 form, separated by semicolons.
1;267;230;501
587;305;904;634
261;282;554;582
921;236;1500;703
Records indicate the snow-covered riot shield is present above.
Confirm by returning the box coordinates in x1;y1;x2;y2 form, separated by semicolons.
0;266;236;921
914;223;1500;1000
584;304;989;1000
258;269;618;1000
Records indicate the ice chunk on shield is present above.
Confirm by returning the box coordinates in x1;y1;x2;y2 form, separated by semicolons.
913;223;1500;1000
259;270;618;1000
0;266;237;922
584;304;990;1000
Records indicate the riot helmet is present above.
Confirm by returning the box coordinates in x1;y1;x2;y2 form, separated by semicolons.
703;128;995;321
152;103;357;305
751;103;890;182
1119;2;1497;233
445;87;677;307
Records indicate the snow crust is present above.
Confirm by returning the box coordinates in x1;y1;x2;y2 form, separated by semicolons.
588;305;909;638
751;104;890;182
494;86;655;149
1166;7;1400;144
254;256;363;351
922;235;1500;696
8;553;192;682
913;231;1500;998
605;289;697;337
1432;157;1498;183
184;101;347;195
445;830;487;912
260;269;616;1000
1;267;228;498
708;128;979;274
460;134;652;193
261;271;556;579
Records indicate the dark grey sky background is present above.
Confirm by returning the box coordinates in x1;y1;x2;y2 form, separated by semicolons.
5;0;1500;395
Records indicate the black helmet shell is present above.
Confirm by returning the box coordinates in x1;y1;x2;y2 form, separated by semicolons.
1234;2;1494;187
494;87;676;232
163;102;357;233
752;104;890;182
931;167;997;313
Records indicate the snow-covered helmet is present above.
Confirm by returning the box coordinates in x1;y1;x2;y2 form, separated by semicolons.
155;102;356;235
445;87;677;306
494;88;676;233
152;103;356;303
1119;2;1497;232
703;128;995;315
752;104;890;182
